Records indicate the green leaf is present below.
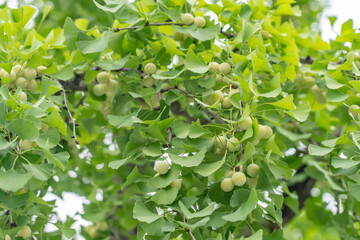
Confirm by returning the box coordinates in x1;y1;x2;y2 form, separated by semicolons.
222;188;257;222
43;110;67;136
168;147;207;167
276;127;311;142
269;95;295;110
7;118;39;140
238;142;255;165
325;74;343;89
0;170;32;192
348;182;360;201
289;102;311;122
43;150;70;170
41;76;62;97
108;112;142;128
179;201;216;219
244;230;263;240
184;49;209;74
76;31;109;54
93;0;125;13
235;19;260;43
51;65;74;81
63;17;81;52
194;152;227;176
264;134;284;157
133;200;160;223
35;128;60;149
150;186;179;205
23;163;54;181
53;221;76;239
188;25;220;41
0;101;5;127
308;144;333;156
149;164;181;188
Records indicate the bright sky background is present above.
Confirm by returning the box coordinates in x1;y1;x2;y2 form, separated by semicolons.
0;0;358;239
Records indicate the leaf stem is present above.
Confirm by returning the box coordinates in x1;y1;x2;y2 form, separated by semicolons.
114;22;186;32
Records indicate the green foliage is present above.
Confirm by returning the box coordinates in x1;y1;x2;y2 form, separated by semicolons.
0;0;360;239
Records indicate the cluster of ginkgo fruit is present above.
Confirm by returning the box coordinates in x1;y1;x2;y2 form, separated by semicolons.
294;74;327;104
154;160;182;189
93;71;119;99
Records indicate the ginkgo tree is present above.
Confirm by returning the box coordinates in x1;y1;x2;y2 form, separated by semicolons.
0;0;360;239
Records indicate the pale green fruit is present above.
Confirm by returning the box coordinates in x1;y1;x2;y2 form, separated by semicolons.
194;16;206;28
106;91;114;100
247;177;258;188
232;172;246;186
95;221;108;231
215;74;223;83
41;123;49;132
227;137;240;152
214;136;227;149
222;97;232;109
258;125;266;138
143;75;155;87
293;74;302;82
93;84;106;96
355;61;360;70
221;178;234;192
23;68;37;80
19;92;27;101
238;116;252;130
316;91;327;105
311;84;321;95
154;160;170;175
36;66;47;76
247;163;259;177
16;77;28;88
216;148;225;155
302;76;315;87
10;71;16;79
17;226;32;238
209;62;219;73
170;179;182;189
105;79;118;92
252;135;261;145
211;90;223;103
5;234;11;240
97;71;110;84
27;79;37;90
151;94;160;108
348;105;360;118
20;140;32;151
161;82;170;89
0;69;10;78
225;170;234;178
263;125;273;139
219;63;231;75
12;64;23;75
181;13;194;25
173;31;184;41
144;63;157;75
228;89;238;98
85;225;98;238
261;30;272;40
155;70;163;75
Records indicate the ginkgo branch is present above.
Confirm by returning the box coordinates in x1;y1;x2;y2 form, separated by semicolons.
114;22;186;32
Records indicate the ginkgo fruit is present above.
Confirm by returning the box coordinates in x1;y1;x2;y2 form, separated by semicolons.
12;64;22;75
154;160;170;175
247;163;259;177
228;89;238;98
93;84;106;96
20;140;33;151
238;116;252;130
95;221;108;231
17;226;32;238
181;13;194;25
173;31;184;41
257;125;266;138
143;75;155;87
214;136;227;149
0;69;9;78
16;77;27;88
227;137;240;152
41;123;49;132
144;63;157;75
97;71;110;84
209;62;219;73
36;66;47;76
222;97;232;109
225;170;234;178
216;148;225;155
211;90;223;103
5;234;11;240
19;92;27;101
151;94;160;108
105;79;118;92
221;178;234;192
215;74;223;83
23;68;37;80
85;225;98;238
194;16;206;28
232;172;246;186
263;125;273;139
170;179;182;189
27;79;37;90
219;63;231;75
302;76;315;87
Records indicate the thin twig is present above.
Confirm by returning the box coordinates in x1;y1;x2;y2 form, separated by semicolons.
114;22;186;32
173;210;196;240
167;127;172;147
46;75;79;145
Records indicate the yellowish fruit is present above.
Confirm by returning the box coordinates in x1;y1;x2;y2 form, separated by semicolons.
151;94;160;108
154;160;170;175
41;123;49;132
227;137;240;152
144;63;157;75
211;90;223;103
263;125;273;139
225;170;233;178
85;225;98;238
228;89;238;98
16;77;28;88
23;68;37;80
97;71;110;84
5;234;11;240
247;163;259;177
216;148;225;155
258;125;266;138
143;75;155;87
93;84;106;96
19;92;27;101
238;116;252;130
252;135;261;145
12;64;23;75
173;31;184;41
181;13;194;25
170;179;182;190
302;76;315;87
16;226;32;239
209;62;219;73
27;79;37;90
219;63;231;75
214;136;227;149
221;178;234;192
215;74;223;83
232;172;246;186
355;61;360;70
194;16;206;28
36;66;47;76
261;30;272;40
0;69;10;78
105;79;118;92
95;221;108;231
20;140;33;151
222;97;232;109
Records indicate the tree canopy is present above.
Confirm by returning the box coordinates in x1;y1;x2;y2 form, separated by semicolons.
0;0;360;239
